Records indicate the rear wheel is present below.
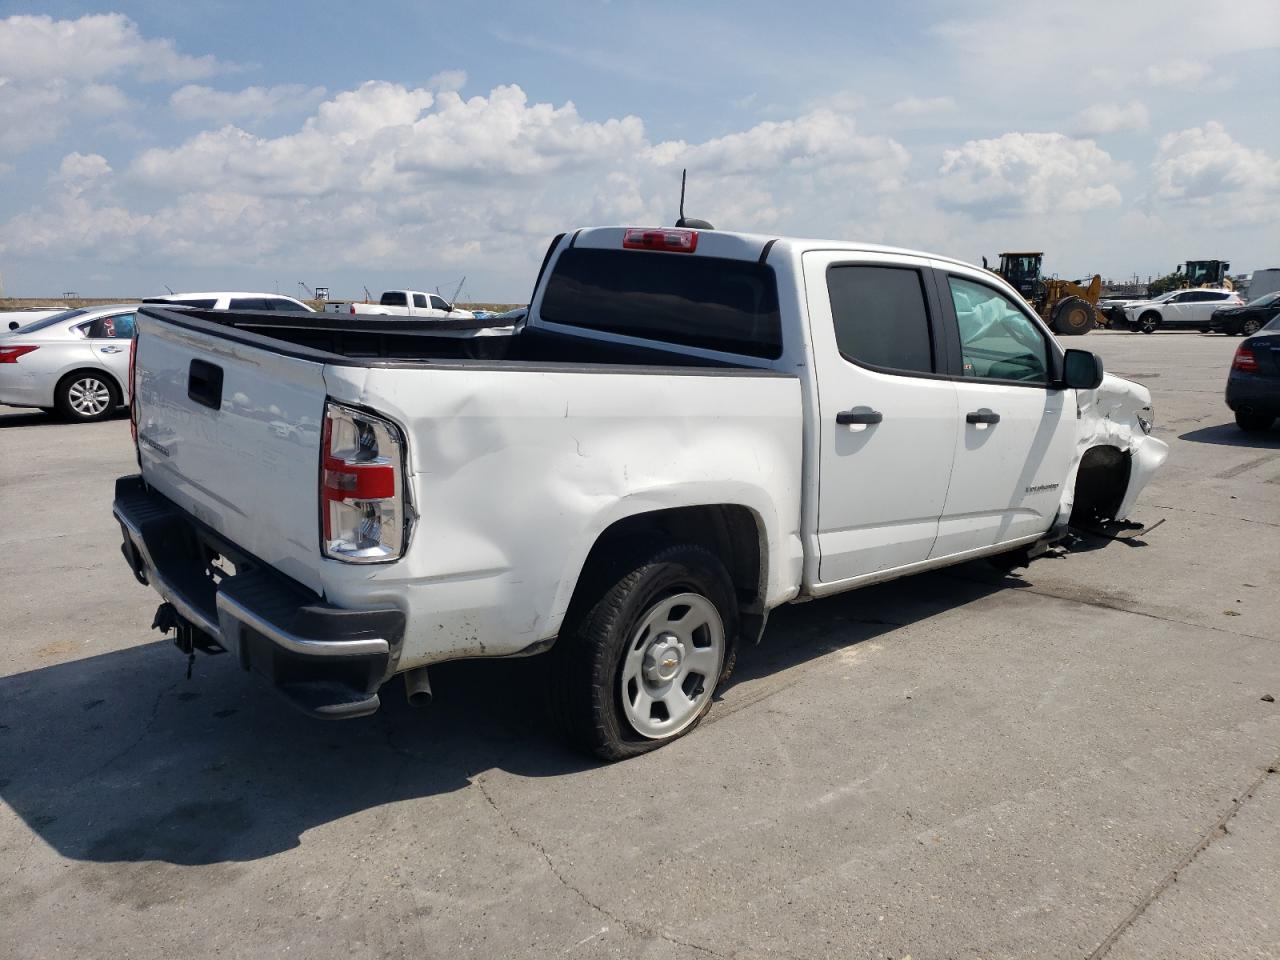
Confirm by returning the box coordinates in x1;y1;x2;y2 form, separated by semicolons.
1137;312;1161;334
1241;317;1263;336
1051;297;1094;336
1235;410;1275;433
551;543;737;760
55;372;118;422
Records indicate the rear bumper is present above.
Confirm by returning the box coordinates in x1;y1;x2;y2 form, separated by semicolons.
1226;374;1280;416
113;475;404;718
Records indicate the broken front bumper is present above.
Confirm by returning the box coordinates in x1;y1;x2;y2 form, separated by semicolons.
113;475;404;718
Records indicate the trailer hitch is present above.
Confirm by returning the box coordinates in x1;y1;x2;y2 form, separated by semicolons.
151;602;226;679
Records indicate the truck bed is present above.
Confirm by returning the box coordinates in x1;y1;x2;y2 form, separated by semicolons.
142;306;760;371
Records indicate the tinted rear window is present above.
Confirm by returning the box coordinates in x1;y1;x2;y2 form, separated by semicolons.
539;248;782;359
149;298;217;309
229;298;270;310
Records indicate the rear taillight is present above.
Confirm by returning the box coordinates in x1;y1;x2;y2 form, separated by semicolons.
320;402;408;563
622;227;698;252
128;335;139;446
350;304;357;315
0;345;38;363
1232;346;1259;373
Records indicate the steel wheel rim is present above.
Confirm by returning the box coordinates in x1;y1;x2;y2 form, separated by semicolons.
620;591;725;740
69;378;111;416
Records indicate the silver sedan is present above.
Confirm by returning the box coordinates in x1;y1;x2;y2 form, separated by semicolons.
0;304;139;421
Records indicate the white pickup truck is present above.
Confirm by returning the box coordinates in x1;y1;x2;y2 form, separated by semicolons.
349;289;475;319
113;226;1168;759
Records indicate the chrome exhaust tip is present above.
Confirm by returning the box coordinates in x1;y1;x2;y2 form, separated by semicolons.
404;666;432;706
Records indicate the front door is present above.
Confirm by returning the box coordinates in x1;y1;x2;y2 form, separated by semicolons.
932;272;1077;556
803;252;959;585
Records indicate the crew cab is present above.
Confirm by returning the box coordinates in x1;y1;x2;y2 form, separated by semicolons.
113;226;1168;759
143;292;315;312
349;290;475;319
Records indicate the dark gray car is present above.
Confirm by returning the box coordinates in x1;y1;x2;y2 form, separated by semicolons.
1226;314;1280;432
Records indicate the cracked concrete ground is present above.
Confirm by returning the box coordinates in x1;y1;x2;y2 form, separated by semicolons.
2;329;1278;959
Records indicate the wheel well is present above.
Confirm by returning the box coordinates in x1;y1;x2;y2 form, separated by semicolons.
574;505;766;643
1139;310;1161;323
1070;446;1131;526
56;368;124;400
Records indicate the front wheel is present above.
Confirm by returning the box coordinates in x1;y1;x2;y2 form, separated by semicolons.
56;372;119;422
1050;297;1094;336
1137;312;1160;334
1235;410;1275;433
551;543;738;760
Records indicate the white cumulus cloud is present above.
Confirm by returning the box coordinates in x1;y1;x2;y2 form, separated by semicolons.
937;132;1123;217
1151;122;1280;222
0;13;229;154
1071;100;1149;136
170;84;328;122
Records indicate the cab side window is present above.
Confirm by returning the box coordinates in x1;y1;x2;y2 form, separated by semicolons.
430;295;451;311
412;293;428;309
947;277;1048;384
826;265;935;374
88;313;136;339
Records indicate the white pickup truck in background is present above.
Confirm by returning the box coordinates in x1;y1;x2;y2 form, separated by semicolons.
113;225;1168;759
349;289;475;318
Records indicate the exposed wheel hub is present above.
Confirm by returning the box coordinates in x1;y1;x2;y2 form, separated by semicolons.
642;633;685;683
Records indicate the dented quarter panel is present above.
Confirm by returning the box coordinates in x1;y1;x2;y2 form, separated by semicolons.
319;362;804;670
1063;372;1170;521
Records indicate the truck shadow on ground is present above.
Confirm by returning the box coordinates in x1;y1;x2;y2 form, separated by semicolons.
0;564;1031;867
1179;422;1280;449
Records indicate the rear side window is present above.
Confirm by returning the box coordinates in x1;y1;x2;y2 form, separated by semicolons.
540;248;782;359
826;265;934;374
269;298;311;312
412;293;428;309
381;291;407;307
229;297;269;310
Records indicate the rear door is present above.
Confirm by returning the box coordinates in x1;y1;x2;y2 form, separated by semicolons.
85;311;136;398
803;252;959;584
931;271;1076;555
133;309;331;592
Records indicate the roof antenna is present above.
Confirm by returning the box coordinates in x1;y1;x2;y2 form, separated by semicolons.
675;169;714;230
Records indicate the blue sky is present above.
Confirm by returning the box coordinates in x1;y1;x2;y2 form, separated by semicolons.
1;1;1277;301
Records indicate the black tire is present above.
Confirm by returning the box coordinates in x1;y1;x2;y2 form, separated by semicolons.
1050;296;1094;336
55;371;119;422
1241;318;1263;336
1235;410;1275;433
1137;311;1161;334
550;542;738;761
1197;327;1211;334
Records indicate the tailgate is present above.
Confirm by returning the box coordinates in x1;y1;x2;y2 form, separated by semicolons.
133;309;329;593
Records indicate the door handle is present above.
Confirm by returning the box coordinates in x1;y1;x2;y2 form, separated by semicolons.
966;409;1000;425
836;409;883;426
99;345;123;354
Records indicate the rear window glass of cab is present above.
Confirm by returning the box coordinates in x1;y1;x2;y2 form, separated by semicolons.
540;247;783;359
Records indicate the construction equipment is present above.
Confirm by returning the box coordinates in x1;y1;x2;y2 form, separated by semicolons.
984;251;1101;336
1180;260;1233;291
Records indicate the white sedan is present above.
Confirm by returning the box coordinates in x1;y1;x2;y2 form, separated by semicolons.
0;304;139;421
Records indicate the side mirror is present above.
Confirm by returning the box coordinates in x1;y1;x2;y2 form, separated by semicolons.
1063;348;1104;390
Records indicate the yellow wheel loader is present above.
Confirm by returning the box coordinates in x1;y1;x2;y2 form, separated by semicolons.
984;252;1102;336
